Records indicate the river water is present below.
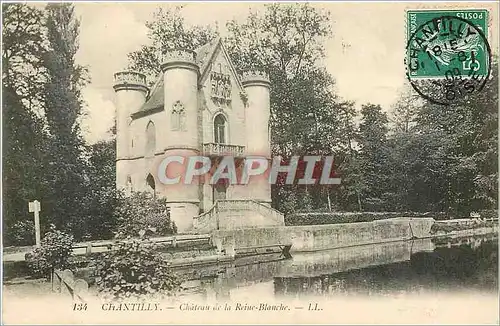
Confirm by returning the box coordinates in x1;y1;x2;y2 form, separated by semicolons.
178;235;498;301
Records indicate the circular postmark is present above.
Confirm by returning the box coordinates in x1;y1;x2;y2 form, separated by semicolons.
406;15;491;105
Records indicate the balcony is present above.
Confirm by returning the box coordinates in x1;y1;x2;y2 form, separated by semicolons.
202;143;245;157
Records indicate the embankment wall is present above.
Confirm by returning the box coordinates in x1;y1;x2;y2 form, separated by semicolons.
212;217;435;253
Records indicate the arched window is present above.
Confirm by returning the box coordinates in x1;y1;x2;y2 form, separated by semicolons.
171;101;186;131
145;121;156;157
146;174;156;198
214;114;227;144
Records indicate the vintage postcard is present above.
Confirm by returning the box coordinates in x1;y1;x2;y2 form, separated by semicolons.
2;1;499;324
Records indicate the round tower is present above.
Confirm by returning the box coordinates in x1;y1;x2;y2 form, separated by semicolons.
160;49;200;232
242;69;272;204
113;71;148;188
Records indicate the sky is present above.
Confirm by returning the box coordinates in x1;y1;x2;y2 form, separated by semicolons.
72;2;499;144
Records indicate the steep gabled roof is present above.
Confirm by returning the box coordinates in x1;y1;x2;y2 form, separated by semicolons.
198;38;244;91
132;38;243;119
195;37;219;74
132;75;164;118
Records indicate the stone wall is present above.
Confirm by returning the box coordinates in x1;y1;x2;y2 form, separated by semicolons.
212;217;435;253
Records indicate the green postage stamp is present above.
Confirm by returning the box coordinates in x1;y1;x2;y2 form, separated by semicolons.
405;9;491;104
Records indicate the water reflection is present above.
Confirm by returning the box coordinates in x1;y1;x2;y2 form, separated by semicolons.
178;235;498;300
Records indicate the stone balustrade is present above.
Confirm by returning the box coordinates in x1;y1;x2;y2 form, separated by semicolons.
217;200;251;211
192;200;285;233
202;143;245;157
217;200;284;224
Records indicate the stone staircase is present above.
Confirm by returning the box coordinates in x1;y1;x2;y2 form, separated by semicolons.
193;200;285;233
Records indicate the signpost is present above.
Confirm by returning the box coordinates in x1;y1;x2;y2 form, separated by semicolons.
28;200;41;247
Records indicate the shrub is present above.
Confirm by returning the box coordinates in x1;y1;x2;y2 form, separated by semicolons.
78;185;120;241
430;219;498;234
476;209;498;219
92;232;181;300
25;225;74;279
5;220;36;246
114;191;176;238
285;211;450;226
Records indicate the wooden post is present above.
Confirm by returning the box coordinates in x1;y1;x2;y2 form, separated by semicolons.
28;200;41;247
86;243;92;255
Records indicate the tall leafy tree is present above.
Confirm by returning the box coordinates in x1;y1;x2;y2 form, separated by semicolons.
388;128;452;212
414;60;498;215
42;3;89;238
353;104;393;211
2;4;49;244
224;4;349;212
390;84;422;134
2;3;48;108
128;6;218;86
224;4;335;156
81;137;118;240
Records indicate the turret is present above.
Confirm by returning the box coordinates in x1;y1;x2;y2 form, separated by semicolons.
242;69;272;204
113;71;148;188
242;70;271;158
161;49;199;149
160;49;201;232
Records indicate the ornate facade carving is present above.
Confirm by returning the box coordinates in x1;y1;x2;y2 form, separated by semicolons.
113;71;147;86
210;71;231;102
241;69;270;87
163;49;197;63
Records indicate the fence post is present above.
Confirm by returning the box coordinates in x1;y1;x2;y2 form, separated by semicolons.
61;269;75;297
52;270;62;293
86;243;92;255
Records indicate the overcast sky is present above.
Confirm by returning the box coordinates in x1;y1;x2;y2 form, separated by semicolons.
73;2;499;144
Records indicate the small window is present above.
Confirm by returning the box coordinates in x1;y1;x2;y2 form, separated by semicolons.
171;101;186;131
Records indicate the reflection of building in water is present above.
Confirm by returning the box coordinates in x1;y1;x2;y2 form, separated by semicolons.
175;253;287;300
174;237;497;301
273;237;498;298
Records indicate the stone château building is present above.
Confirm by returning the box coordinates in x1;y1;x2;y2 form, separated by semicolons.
113;38;284;233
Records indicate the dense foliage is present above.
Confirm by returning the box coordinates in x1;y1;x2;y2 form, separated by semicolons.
93;234;181;300
114;192;177;238
5;220;36;246
25;225;74;278
2;4;118;244
430;219;498;234
285;211;449;226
